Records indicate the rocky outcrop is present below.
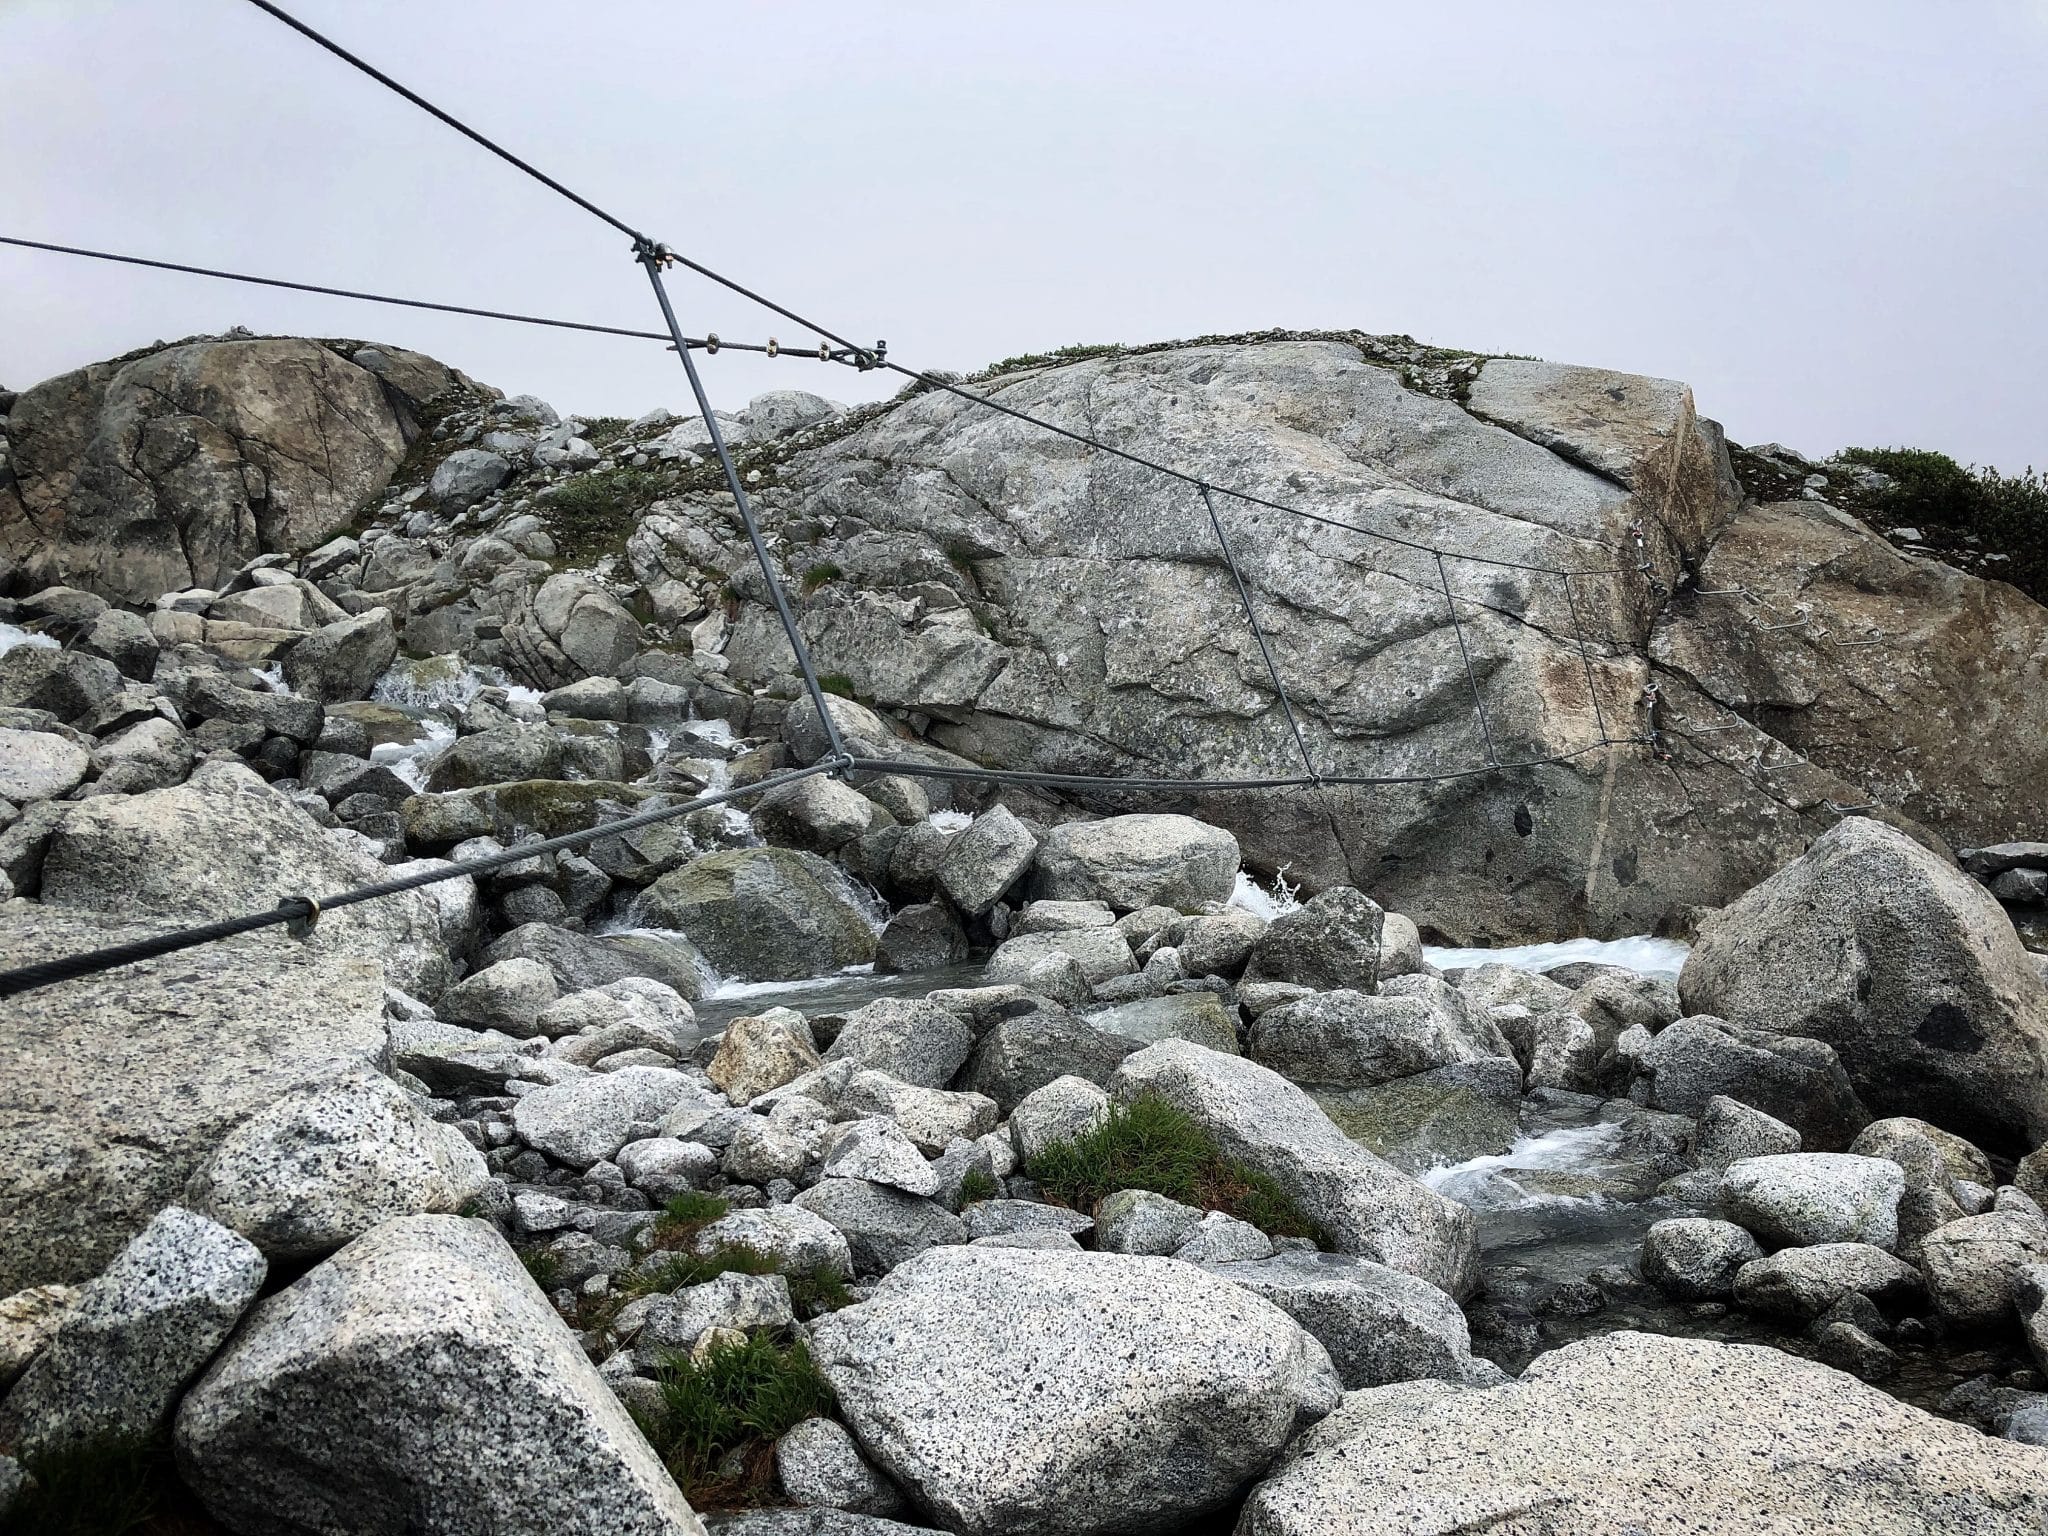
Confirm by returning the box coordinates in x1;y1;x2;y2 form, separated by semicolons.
1680;818;2048;1151
1652;496;2048;850
699;338;1924;941
1236;1330;2048;1535
1;337;471;602
0;903;388;1293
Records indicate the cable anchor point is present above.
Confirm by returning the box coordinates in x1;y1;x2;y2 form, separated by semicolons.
283;895;322;941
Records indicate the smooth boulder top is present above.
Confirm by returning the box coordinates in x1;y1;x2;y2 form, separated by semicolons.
806;1244;1338;1536
1680;817;2048;1152
1237;1330;2048;1536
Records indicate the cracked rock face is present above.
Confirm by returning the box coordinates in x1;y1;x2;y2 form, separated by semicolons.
0;338;466;603
701;339;1878;941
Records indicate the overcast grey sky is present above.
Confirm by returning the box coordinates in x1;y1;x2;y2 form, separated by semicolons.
3;1;2043;469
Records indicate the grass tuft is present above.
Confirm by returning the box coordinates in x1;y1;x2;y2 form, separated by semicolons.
957;1167;1000;1204
1029;1093;1324;1241
816;672;856;700
641;1334;833;1508
10;1435;221;1536
800;560;844;594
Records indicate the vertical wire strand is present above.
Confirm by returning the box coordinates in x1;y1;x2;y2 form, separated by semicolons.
1200;486;1321;783
1437;551;1499;766
639;253;849;762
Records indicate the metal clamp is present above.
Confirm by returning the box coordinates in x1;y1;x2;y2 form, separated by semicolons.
283;895;322;941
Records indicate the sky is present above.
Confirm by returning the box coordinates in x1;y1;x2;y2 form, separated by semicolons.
2;1;2044;470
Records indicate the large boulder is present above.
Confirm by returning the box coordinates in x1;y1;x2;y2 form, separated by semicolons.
0;338;463;602
1680;818;2048;1151
0;902;388;1293
1243;888;1385;993
1249;983;1509;1088
1718;1153;1905;1251
1029;814;1240;913
821;998;974;1089
174;1215;703;1536
641;846;878;981
37;759;452;995
282;608;399;703
805;1245;1339;1536
1236;1330;2048;1535
1108;1039;1479;1299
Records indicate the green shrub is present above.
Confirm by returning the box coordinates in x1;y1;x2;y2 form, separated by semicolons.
1836;446;2047;600
817;673;856;699
519;1247;563;1293
1030;1093;1323;1241
643;1334;833;1507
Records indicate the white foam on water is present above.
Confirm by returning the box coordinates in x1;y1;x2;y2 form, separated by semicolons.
702;963;877;1002
1421;1123;1626;1210
0;623;58;656
928;809;973;832
1229;869;1303;922
253;662;289;694
370;720;457;792
1422;934;1690;981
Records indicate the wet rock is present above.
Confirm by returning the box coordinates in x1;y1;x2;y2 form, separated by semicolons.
1690;1094;1802;1172
642;847;878;982
935;805;1038;915
1920;1211;2048;1328
755;775;878;853
986;929;1136;994
1732;1242;1925;1320
1250;983;1507;1089
874;901;970;972
1243;887;1384;993
807;1245;1338;1536
426;722;563;790
175;1215;702;1536
487;921;709;1002
1629;1015;1868;1150
1638;1218;1765;1300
